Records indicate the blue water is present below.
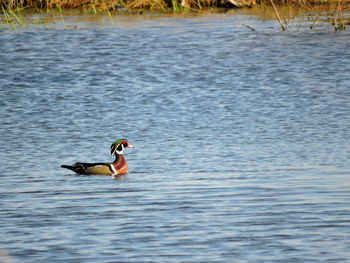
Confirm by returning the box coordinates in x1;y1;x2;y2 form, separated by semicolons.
1;13;350;263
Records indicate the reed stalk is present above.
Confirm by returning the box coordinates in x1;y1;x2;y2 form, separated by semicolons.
107;8;114;23
231;20;256;31
332;0;346;30
309;13;320;29
172;0;186;12
270;0;287;30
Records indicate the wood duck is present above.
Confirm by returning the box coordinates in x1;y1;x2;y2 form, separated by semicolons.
61;139;133;176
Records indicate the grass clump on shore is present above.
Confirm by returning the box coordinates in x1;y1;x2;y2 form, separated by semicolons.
1;0;127;11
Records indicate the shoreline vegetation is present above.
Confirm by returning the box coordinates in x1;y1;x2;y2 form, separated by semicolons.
1;0;350;9
1;0;349;30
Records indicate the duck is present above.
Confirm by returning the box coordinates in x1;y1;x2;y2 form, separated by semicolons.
61;139;133;177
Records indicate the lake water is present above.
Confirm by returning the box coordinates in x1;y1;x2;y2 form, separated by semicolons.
1;10;350;263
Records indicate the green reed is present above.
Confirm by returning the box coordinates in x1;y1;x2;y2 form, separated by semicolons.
1;5;26;29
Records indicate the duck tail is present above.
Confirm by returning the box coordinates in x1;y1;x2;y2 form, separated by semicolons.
61;163;86;174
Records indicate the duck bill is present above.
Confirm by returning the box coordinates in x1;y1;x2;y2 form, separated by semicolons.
127;143;134;148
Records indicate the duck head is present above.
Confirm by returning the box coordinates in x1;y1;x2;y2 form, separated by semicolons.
110;139;134;155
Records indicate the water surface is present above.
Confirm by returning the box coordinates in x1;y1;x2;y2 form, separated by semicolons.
1;12;350;263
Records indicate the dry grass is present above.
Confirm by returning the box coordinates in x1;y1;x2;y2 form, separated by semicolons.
1;0;349;31
0;0;349;13
126;0;168;10
1;0;126;10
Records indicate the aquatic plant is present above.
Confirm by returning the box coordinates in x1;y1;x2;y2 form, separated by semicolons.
253;0;350;31
1;4;26;29
332;0;348;30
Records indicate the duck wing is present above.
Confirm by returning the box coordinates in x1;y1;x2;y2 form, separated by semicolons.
61;162;109;174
